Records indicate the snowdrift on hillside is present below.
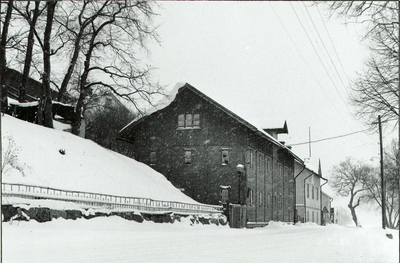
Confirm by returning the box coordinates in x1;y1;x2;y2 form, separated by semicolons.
1;115;199;204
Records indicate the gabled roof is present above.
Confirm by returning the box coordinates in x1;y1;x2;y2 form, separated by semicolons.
119;83;303;162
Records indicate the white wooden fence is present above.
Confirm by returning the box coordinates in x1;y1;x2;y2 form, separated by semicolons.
2;183;223;215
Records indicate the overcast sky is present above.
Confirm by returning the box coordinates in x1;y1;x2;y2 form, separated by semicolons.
141;1;397;225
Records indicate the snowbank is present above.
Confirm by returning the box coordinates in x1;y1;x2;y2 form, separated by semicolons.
1;114;199;204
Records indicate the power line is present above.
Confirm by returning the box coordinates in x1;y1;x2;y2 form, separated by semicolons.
269;3;347;125
302;2;349;97
288;129;370;146
290;2;347;107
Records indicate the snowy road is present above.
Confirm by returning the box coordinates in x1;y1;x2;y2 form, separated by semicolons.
2;217;398;263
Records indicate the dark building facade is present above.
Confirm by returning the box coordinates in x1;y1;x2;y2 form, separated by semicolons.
118;83;302;224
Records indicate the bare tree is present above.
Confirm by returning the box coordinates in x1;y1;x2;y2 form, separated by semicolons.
53;0;110;103
363;139;399;229
0;0;14;108
330;158;374;226
67;0;162;135
36;0;57;128
12;0;45;102
322;1;399;129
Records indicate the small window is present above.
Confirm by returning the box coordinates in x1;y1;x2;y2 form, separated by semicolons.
259;192;263;207
150;151;156;165
184;150;192;164
178;114;185;127
316;187;319;200
185;114;193;127
193;114;200;127
312;185;314;199
222;150;229;165
307;184;310;198
312;211;315;222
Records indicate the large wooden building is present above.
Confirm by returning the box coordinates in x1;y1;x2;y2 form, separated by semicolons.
118;83;304;225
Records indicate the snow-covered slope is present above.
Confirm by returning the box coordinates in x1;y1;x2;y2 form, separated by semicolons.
1;115;199;204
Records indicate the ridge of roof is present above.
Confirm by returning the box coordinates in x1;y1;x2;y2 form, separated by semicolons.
119;82;303;163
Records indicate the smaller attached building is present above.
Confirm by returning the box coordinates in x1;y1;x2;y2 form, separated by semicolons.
294;159;328;225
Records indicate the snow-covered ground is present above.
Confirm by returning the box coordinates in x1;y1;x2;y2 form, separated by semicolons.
2;217;398;263
1;114;198;204
2;115;398;262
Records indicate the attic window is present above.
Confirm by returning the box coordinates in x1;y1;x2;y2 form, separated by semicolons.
178;114;200;129
193;114;200;127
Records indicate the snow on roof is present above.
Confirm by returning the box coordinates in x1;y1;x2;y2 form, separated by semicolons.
1;114;200;204
8;100;39;107
119;82;185;133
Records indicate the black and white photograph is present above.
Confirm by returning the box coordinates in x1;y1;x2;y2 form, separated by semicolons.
1;1;399;262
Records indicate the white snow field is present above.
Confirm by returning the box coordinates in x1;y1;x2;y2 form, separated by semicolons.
1;114;198;204
2;217;398;263
1;115;398;263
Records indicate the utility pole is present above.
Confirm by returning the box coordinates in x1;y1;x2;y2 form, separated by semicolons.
378;115;386;229
309;127;311;158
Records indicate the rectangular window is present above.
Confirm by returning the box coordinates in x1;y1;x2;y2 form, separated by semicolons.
178;114;185;128
259;192;263;207
185;114;193;127
178;113;200;129
316;187;319;200
150;151;156;165
222;150;229;165
184;150;192;164
193;114;200;127
311;185;314;199
307;184;310;198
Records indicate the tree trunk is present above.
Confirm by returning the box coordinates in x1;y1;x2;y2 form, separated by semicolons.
40;0;57;128
0;0;13;92
72;90;86;135
57;29;83;103
20;0;41;102
348;205;359;226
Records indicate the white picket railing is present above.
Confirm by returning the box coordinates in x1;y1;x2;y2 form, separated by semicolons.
2;183;223;215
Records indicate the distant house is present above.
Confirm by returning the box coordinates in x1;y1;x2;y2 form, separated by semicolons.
2;68;76;131
118;83;304;226
82;90;131;138
294;159;328;225
3;67;60;102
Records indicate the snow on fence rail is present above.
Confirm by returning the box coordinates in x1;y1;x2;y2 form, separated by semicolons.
2;183;223;215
